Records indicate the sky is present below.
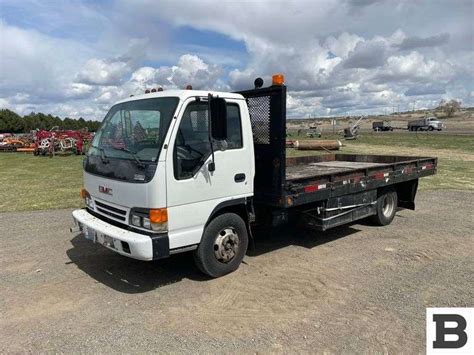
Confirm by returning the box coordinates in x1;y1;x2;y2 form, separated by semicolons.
0;0;473;119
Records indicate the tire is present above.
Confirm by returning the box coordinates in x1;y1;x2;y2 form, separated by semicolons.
370;190;398;226
194;213;248;278
428;126;434;131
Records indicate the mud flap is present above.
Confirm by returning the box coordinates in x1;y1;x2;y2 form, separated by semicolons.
397;179;418;210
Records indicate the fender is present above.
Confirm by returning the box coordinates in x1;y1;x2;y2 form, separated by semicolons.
205;197;255;245
207;197;248;223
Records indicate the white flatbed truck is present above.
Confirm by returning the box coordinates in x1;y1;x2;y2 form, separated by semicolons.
72;74;437;277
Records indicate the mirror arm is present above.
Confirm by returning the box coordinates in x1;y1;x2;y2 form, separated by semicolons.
207;93;216;172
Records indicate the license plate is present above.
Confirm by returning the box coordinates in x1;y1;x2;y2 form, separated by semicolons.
83;227;115;249
95;232;115;249
83;226;96;241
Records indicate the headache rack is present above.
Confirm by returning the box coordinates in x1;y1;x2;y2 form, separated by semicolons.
236;85;287;205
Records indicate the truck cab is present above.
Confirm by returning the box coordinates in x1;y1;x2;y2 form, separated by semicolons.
408;116;444;131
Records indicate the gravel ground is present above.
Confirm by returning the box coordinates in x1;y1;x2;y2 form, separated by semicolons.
1;190;473;353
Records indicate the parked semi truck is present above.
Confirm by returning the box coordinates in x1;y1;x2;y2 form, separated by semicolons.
408;117;444;131
71;74;437;277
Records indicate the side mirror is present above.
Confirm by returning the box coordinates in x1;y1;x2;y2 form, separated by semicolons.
209;97;227;140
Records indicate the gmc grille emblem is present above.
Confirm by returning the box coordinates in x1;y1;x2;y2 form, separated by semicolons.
99;186;113;195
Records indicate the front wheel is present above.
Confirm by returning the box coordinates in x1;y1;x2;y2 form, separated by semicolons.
370;190;398;226
194;213;248;278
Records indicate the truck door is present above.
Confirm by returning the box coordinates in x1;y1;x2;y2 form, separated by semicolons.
165;98;253;249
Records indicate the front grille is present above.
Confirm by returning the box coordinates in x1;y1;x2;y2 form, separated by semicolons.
94;200;127;221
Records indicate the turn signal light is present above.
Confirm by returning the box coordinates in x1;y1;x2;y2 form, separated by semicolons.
149;208;168;224
272;73;285;86
80;188;88;199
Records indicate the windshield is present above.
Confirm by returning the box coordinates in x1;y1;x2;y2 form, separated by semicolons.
89;97;179;162
84;97;179;183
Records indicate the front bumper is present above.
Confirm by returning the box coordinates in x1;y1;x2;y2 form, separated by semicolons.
72;209;169;261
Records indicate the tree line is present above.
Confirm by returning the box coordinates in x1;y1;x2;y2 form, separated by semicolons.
0;109;102;133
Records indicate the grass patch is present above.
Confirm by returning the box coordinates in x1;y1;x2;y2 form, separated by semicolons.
419;158;474;191
0;154;84;212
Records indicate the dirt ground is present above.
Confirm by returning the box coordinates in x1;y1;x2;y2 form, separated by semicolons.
1;190;473;353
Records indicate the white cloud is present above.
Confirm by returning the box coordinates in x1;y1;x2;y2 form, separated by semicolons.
0;21;93;98
128;54;222;90
76;58;131;86
324;32;363;59
375;52;456;83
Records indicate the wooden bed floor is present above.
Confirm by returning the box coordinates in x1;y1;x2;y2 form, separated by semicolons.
286;161;388;180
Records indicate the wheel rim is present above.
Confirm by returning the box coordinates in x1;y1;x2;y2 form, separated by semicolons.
213;228;239;264
382;194;395;218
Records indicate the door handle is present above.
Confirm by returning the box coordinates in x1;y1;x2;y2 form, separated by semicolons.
234;173;246;182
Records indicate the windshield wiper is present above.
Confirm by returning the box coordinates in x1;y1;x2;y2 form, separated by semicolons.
110;146;145;168
92;145;109;164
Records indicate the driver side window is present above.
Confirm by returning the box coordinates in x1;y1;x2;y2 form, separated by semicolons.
174;101;211;180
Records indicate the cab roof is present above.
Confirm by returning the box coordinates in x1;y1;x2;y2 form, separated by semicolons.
114;90;245;106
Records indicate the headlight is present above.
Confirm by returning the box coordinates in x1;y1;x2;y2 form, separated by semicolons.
142;217;151;229
85;196;95;209
131;215;141;227
130;208;168;232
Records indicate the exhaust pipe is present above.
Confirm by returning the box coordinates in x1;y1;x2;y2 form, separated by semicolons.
70;226;80;233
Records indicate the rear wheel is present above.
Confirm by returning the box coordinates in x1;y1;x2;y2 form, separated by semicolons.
194;213;248;278
370;190;398;226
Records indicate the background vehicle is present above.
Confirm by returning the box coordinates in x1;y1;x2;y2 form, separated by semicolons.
408;117;444;131
72;74;437;278
372;121;393;131
306;128;322;138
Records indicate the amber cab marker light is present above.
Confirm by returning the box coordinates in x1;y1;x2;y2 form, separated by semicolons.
149;208;168;223
272;73;285;86
185;84;193;90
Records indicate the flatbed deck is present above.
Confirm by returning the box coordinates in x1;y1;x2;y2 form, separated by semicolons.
278;154;437;208
286;160;388;180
